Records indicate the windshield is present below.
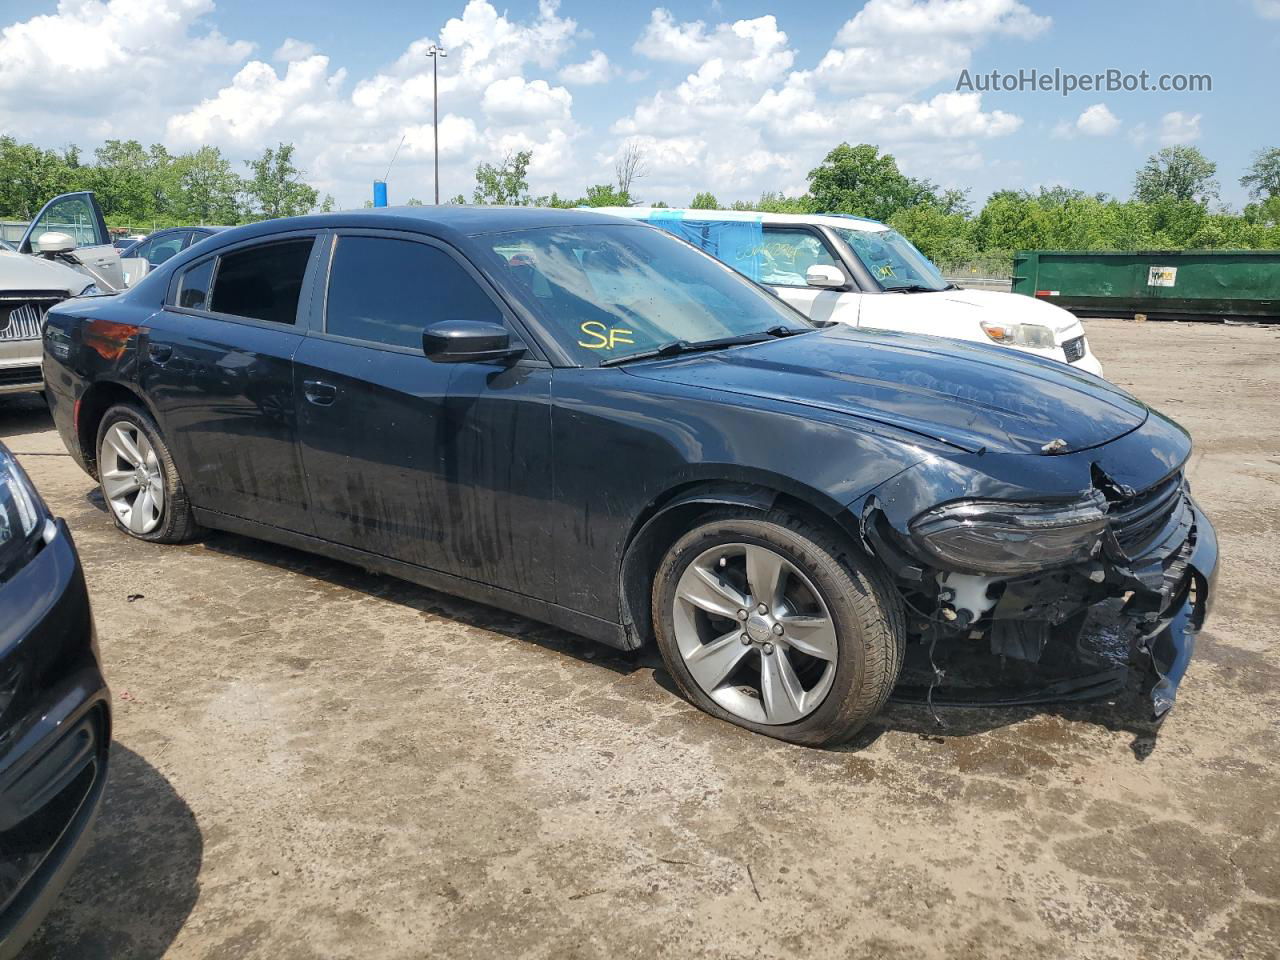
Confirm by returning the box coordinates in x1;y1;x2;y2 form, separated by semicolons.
478;224;810;367
834;227;948;292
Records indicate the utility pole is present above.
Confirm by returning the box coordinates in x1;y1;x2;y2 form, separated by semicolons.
426;44;447;204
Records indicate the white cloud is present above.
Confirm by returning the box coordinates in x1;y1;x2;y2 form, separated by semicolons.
273;38;316;62
559;50;611;85
0;0;1044;209
1159;111;1201;145
1053;102;1120;138
1253;0;1280;18
161;0;588;203
817;0;1050;94
481;76;572;122
615;5;1026;203
0;0;251;141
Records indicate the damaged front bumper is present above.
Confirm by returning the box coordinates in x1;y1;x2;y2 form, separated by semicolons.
862;469;1218;720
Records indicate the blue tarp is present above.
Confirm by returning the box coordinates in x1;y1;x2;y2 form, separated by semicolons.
641;210;764;282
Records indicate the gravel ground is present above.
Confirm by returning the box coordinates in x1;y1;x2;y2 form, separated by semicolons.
3;317;1278;960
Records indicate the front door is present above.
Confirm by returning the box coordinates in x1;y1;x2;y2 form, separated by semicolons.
19;192;125;291
294;231;553;597
760;225;861;325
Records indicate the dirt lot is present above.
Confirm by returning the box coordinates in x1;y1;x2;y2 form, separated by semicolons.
4;317;1279;960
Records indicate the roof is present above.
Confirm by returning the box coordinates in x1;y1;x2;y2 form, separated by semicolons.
197;205;649;249
591;207;891;233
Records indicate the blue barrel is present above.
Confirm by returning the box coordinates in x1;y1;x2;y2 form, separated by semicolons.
373;181;388;208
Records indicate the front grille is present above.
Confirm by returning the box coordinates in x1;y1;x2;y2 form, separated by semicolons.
0;365;42;387
1062;335;1086;363
1106;471;1186;557
0;300;57;342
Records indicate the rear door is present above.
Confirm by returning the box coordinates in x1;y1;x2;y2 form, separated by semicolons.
760;225;861;325
294;230;554;597
140;233;323;533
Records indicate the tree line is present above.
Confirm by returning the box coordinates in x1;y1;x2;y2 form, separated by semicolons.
0;137;329;227
3;132;1278;266
466;141;1280;268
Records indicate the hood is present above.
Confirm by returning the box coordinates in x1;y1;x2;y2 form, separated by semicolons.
911;288;1083;337
623;325;1147;455
0;249;84;295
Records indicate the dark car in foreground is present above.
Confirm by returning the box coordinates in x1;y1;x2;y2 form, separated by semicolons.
0;444;109;958
39;207;1215;746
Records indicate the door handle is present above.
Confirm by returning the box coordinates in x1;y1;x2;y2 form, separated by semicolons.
303;380;337;406
148;343;173;363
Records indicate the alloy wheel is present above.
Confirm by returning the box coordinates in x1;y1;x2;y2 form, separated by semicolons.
101;422;165;535
672;542;838;725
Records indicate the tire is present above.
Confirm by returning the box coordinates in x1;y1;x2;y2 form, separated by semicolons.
652;508;904;747
95;402;202;544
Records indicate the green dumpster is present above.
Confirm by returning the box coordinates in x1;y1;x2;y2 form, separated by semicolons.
1012;250;1280;320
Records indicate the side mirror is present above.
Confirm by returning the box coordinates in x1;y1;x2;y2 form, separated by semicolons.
806;264;847;289
423;319;525;364
35;231;76;256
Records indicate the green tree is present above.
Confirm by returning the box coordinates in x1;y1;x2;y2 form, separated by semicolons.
1240;147;1280;201
244;143;319;220
86;139;157;222
473;151;532;205
0;137;78;219
171;146;244;224
580;184;631;207
806;143;936;221
690;191;718;209
1133;146;1219;206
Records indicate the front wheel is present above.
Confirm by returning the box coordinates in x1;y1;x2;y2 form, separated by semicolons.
96;403;201;543
652;510;904;747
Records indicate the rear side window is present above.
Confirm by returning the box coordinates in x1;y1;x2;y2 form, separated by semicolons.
209;239;314;325
177;259;215;309
326;236;502;349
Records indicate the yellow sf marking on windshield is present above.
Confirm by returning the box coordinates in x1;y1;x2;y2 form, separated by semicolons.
578;321;635;349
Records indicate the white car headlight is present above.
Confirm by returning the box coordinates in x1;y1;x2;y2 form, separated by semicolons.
79;282;103;296
980;320;1056;350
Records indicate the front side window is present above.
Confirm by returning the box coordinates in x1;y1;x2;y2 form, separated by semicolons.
209;239;314;325
176;258;215;310
480;224;810;367
835;227;948;292
326;236;502;349
759;227;840;286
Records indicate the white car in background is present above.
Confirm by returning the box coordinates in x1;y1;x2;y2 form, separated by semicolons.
597;208;1104;377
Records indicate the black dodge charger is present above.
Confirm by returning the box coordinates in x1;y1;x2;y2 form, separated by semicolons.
39;207;1215;745
0;443;109;958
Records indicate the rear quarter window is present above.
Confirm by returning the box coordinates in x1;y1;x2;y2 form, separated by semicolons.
176;258;215;310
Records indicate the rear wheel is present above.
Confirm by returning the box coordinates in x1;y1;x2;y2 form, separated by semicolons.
96;403;201;543
652;509;904;746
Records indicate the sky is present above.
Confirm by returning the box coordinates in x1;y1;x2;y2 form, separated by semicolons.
0;0;1275;211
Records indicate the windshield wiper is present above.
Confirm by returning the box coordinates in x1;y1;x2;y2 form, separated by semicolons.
884;283;947;294
599;329;797;367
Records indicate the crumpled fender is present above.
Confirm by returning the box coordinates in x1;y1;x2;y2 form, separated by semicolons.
1144;498;1217;718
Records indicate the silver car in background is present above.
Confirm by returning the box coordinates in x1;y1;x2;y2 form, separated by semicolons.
1;191;140;397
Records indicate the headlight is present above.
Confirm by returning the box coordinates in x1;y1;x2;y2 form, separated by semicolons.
79;282;103;296
980;321;1056;350
910;494;1107;575
0;450;46;586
